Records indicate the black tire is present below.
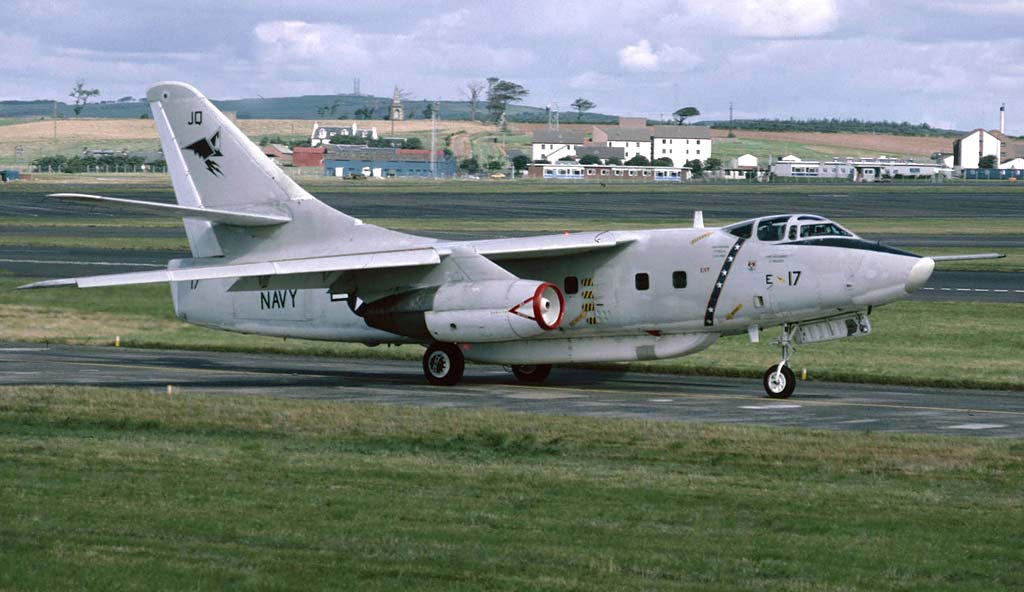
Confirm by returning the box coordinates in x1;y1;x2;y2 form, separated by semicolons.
511;364;552;384
423;342;465;386
762;365;796;399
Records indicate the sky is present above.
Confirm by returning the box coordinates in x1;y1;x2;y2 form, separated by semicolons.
1;0;1022;134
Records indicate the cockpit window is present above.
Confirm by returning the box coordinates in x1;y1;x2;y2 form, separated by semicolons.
799;223;852;238
727;223;753;239
756;216;789;242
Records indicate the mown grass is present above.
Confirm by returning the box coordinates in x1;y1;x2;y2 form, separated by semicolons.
2;279;1021;390
1;385;1022;591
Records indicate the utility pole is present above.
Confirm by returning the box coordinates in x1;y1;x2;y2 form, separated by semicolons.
430;100;439;178
53;101;58;140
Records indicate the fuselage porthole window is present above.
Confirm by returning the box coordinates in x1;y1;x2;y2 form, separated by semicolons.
635;273;650;291
564;276;579;295
672;271;687;289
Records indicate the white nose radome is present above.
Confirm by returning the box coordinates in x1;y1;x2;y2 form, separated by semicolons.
905;257;935;293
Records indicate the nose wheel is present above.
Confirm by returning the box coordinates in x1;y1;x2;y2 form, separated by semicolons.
763;324;797;399
423;342;465;386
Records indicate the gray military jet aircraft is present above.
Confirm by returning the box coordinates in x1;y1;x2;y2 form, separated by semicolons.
19;82;996;397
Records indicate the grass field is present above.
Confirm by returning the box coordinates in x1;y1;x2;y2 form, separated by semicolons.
1;386;1021;591
2;279;1021;390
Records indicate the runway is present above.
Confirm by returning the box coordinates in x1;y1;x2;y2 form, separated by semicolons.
2;343;1021;438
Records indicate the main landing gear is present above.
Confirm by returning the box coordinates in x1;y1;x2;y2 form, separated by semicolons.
511;364;552;384
423;342;465;386
762;324;797;399
421;342;555;386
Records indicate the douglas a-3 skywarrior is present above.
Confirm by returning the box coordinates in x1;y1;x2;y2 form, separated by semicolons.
21;82;998;398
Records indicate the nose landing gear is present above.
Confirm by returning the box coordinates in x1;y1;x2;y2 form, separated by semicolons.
763;324;797;399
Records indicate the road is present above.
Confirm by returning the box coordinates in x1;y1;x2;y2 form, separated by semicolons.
2;343;1020;438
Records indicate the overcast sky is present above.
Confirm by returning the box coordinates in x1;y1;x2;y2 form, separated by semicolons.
2;0;1022;133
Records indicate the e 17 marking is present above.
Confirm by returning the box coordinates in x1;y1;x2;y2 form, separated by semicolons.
766;271;802;286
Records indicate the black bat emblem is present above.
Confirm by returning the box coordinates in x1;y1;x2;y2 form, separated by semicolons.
183;130;223;176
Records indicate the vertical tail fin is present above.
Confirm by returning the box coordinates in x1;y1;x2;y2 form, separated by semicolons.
147;82;426;260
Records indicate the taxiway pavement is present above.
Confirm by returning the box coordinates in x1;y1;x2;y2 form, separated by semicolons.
2;343;1021;438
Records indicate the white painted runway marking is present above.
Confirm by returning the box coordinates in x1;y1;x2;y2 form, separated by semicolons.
740;404;802;410
0;258;163;268
649;398;674;403
0;347;49;352
943;423;1007;430
838;418;878;424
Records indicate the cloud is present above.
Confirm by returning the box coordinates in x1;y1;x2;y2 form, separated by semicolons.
618;40;700;72
618;40;659;71
937;1;1024;15
688;0;839;38
568;71;622;90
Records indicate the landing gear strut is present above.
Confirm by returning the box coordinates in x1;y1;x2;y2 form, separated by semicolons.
423;342;464;386
762;323;797;399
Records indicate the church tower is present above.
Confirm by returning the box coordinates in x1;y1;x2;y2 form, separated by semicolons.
389;86;404;121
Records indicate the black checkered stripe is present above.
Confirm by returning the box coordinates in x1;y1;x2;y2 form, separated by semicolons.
703;238;745;327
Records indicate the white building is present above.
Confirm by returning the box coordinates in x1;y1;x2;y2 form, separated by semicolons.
530;130;587;163
1000;157;1024;169
311;122;379;146
588;125;712;167
772;156;951;181
953;129;1002;169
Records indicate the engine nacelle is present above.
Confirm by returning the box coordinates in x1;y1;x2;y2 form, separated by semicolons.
360;279;564;343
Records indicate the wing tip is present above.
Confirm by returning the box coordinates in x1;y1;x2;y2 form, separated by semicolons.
16;278;78;290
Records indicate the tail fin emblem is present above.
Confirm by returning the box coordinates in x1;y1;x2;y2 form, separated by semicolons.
183;130;223;176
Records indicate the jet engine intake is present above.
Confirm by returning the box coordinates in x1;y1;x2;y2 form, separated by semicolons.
360;279;564;343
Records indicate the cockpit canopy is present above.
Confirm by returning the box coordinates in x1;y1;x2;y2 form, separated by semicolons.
723;214;857;243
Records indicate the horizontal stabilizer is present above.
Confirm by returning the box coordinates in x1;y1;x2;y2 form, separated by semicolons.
930;253;1006;262
48;193;291;226
17;247;441;290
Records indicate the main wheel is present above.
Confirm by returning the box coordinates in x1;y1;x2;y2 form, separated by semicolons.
762;365;796;399
423;342;465;386
511;364;552;384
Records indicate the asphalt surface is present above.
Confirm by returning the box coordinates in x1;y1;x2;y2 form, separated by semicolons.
2;343;1021;438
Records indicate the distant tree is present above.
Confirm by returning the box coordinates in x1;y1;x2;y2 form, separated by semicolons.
69;79;100;116
704;156;723;170
512;155;530;171
673;106;700;125
571;97;596;121
651;157;674;166
354;106;375;119
403;137;424;149
486;159;504;171
685;158;704;177
486;79;529;122
979;155;998;169
625;154;650;166
558;155;577;162
459;157;480;174
461;81;485;122
422;103;435;119
606;156;622;165
579;154;601;165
